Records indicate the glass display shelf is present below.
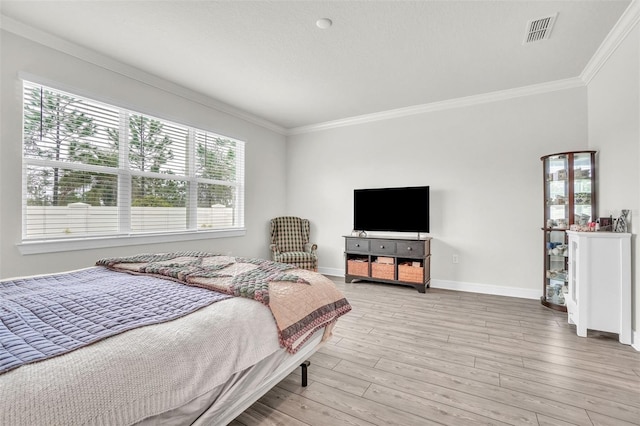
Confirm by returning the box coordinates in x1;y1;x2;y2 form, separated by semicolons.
541;151;596;311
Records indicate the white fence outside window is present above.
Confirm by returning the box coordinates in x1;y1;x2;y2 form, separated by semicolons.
25;205;234;238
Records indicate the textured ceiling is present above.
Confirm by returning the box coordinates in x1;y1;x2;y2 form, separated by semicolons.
0;1;631;130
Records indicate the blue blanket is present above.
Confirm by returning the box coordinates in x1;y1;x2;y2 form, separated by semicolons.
0;267;232;374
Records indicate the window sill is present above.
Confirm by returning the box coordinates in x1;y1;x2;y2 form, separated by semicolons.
17;228;246;255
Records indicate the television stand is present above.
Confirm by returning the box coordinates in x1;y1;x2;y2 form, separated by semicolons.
344;235;431;293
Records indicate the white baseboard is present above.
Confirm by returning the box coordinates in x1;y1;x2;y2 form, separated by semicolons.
430;279;540;300
325;268;539;300
633;330;640;352
318;266;344;277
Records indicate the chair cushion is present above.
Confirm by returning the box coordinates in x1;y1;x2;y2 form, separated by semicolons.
275;251;317;263
274;252;318;270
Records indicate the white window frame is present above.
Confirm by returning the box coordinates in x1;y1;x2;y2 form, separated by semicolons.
18;79;246;255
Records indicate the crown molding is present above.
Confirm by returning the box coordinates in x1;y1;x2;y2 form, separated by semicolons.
287;77;585;135
581;0;640;84
0;15;287;136
5;3;628;139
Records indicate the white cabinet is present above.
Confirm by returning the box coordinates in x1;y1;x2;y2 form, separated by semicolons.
566;231;631;344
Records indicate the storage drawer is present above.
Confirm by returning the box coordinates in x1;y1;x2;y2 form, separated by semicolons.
346;238;369;253
396;241;425;257
370;239;396;255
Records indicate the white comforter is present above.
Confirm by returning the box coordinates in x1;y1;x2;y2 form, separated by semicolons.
0;296;281;426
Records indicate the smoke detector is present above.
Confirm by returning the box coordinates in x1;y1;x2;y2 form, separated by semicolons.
523;13;557;44
316;18;332;29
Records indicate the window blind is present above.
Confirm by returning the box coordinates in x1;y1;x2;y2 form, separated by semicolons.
22;81;245;241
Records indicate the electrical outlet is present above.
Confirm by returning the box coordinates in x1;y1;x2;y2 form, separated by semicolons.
452;254;459;264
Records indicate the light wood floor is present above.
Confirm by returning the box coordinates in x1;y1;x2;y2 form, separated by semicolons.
231;277;640;426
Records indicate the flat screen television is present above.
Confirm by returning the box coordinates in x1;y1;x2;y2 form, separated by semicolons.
354;186;429;233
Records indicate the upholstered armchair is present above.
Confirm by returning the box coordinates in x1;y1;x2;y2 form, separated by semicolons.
269;216;318;271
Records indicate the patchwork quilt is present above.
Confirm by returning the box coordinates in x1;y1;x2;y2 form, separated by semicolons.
97;252;351;353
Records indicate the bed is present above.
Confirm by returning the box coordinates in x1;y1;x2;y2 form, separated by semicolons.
0;252;351;425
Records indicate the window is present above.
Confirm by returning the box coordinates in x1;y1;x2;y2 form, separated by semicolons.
22;81;245;244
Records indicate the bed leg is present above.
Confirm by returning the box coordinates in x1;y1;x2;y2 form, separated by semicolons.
300;360;310;387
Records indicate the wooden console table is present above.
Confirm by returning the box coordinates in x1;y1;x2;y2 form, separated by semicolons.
344;235;431;293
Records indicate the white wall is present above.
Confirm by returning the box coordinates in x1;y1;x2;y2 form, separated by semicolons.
2;10;637;345
587;23;640;339
0;30;288;278
287;88;588;297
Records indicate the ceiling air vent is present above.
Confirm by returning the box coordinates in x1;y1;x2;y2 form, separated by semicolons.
523;13;557;44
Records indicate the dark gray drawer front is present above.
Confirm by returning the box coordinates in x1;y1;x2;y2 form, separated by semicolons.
370;239;396;255
397;241;425;257
346;238;370;252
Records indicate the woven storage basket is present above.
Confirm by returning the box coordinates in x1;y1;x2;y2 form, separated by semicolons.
398;265;424;283
347;260;369;277
371;262;394;280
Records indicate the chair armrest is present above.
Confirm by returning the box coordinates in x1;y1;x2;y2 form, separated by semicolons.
269;244;280;256
305;243;318;253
